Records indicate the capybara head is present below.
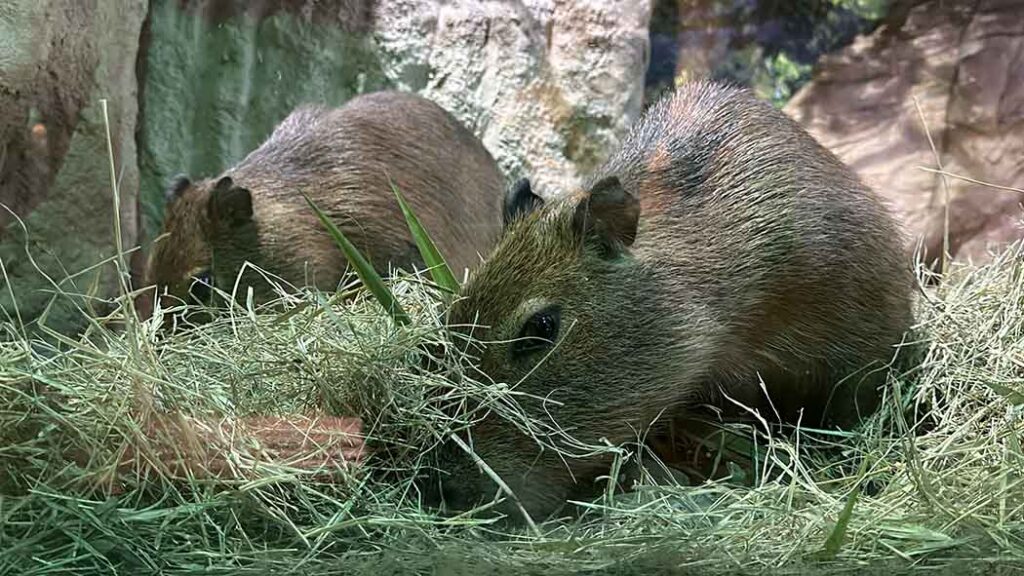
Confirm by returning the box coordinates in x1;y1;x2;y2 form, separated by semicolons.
139;173;254;323
438;176;678;521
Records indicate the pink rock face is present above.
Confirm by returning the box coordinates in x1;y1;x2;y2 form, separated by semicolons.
785;0;1024;270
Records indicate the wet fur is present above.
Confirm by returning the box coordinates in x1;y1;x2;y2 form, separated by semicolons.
440;80;914;522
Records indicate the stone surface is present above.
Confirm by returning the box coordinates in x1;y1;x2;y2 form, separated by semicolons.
0;0;146;334
375;0;652;199
785;0;1024;269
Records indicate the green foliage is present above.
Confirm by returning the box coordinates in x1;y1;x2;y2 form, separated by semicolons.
830;0;891;20
819;461;868;561
304;194;411;326
391;180;460;294
4;241;1024;573
650;0;891;109
755;52;815;107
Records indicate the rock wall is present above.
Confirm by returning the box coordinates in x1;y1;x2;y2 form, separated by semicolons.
785;0;1024;269
0;0;147;334
375;0;652;198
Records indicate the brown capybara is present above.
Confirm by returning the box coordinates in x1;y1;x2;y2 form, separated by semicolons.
138;91;504;321
436;80;914;523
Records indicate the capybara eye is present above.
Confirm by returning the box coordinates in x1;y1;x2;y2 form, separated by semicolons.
511;306;561;359
188;271;213;305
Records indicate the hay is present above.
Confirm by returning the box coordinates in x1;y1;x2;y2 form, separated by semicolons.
2;243;1024;575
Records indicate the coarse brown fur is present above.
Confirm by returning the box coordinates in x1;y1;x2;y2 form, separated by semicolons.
437;80;914;523
140;91;504;320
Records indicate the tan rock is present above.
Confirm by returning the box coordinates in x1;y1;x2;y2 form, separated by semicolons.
375;0;653;198
785;0;1024;270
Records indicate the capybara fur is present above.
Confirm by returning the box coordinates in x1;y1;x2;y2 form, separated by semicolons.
437;80;914;523
140;91;504;321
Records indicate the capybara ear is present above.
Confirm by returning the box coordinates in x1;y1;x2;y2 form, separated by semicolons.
164;174;192;204
208;176;253;229
572;175;640;252
503;177;544;228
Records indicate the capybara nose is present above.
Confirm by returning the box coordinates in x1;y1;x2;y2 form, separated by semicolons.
416;444;489;514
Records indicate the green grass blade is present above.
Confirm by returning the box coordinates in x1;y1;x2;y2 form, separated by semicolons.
820;484;861;560
303;194;411;326
986;382;1024;406
817;454;871;561
389;179;460;293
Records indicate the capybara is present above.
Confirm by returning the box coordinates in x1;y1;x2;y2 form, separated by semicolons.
139;91;504;321
436;80;914;522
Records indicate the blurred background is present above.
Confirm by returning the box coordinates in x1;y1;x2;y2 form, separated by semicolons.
1;0;1020;335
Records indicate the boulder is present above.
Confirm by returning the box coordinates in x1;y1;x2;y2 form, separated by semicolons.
0;0;147;334
330;0;650;199
785;0;1024;269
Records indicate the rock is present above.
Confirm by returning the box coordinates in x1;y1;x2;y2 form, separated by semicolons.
374;0;652;199
0;0;147;334
785;0;1024;270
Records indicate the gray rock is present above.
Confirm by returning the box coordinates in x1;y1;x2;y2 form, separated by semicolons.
375;0;652;199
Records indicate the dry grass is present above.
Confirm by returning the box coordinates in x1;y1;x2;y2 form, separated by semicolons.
1;238;1023;574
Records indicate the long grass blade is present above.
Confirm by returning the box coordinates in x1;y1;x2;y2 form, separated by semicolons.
390;178;460;293
820;484;861;560
304;194;411;325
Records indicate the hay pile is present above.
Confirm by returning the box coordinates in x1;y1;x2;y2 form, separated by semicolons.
2;244;1023;575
